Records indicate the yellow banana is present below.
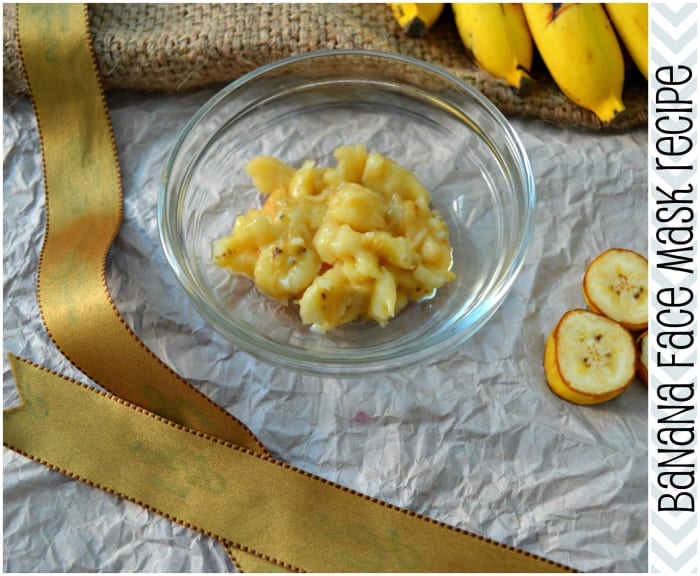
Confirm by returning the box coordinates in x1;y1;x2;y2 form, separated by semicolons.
453;3;534;93
388;3;445;37
523;3;625;123
605;3;648;80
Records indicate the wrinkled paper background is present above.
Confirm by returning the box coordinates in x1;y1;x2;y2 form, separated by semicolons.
3;87;648;572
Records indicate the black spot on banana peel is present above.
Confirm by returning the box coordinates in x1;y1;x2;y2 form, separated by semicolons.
514;66;534;97
404;17;427;38
550;3;574;22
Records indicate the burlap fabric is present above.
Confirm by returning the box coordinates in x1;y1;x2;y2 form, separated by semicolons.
3;3;647;130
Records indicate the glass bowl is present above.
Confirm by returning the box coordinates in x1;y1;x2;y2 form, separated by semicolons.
158;49;536;377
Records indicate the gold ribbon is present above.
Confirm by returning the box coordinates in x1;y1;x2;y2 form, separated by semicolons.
14;3;269;571
17;2;265;455
5;355;569;573
5;3;573;572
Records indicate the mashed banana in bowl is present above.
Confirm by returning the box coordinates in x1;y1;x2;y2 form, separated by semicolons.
212;144;455;333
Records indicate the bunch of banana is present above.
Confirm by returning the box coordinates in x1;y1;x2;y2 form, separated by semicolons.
389;3;648;123
388;3;445;37
544;248;648;405
452;3;534;94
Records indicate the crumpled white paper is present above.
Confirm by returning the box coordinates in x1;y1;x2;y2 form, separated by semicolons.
3;87;648;572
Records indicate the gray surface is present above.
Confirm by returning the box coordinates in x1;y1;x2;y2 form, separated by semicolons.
3;88;648;572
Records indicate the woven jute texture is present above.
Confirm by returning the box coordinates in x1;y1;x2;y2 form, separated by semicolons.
3;3;647;130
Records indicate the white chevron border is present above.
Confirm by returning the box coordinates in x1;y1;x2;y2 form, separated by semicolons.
648;2;699;574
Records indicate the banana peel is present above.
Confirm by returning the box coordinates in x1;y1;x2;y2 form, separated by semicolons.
605;3;649;80
453;3;534;94
636;331;648;386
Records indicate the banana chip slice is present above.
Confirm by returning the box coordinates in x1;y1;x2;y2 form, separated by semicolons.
636;330;648;386
544;309;636;404
582;248;648;331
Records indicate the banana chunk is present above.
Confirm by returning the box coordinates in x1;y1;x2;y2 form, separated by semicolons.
583;248;648;331
213;145;455;331
636;330;648;386
544;309;636;405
